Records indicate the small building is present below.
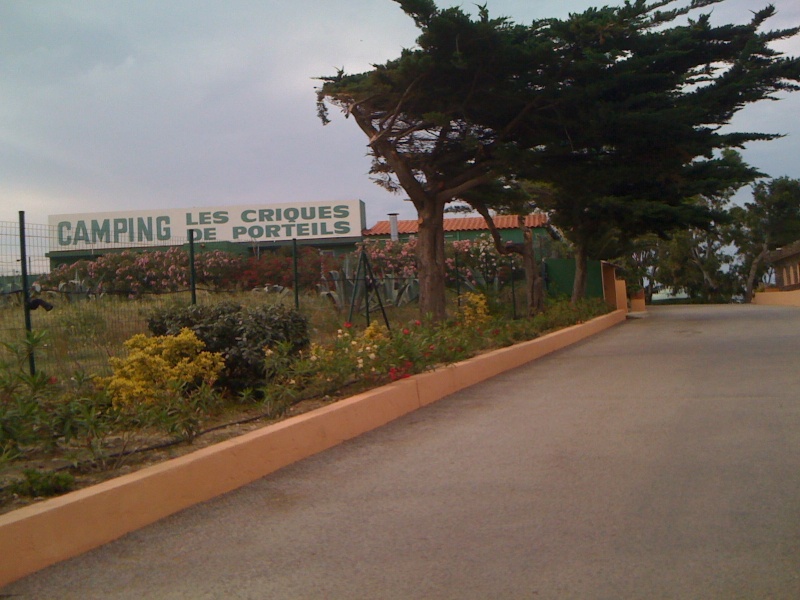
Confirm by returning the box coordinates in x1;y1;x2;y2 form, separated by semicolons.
362;213;551;245
768;240;800;291
364;213;619;302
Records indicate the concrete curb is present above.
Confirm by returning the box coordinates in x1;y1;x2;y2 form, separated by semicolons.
0;309;627;586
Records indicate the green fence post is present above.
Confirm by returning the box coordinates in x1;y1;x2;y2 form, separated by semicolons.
18;211;35;375
510;258;517;320
188;229;197;305
455;250;462;307
292;238;300;310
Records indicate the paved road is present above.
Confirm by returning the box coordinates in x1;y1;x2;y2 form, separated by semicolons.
4;305;800;599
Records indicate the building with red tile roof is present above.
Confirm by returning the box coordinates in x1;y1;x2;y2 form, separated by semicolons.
363;214;550;242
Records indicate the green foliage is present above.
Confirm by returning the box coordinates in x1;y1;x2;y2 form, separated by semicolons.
726;176;800;301
524;4;798;300
147;301;310;391
261;298;609;409
8;469;75;498
316;1;540;319
622;191;740;304
0;338;121;465
748;178;800;248
320;246;420;315
319;0;800;308
1;295;611;509
620;175;800;304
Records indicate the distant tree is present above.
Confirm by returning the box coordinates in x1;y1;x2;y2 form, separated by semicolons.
656;202;739;303
729;177;800;302
615;234;662;303
617;151;759;303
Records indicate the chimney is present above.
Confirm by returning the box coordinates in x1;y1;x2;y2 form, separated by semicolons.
388;213;399;242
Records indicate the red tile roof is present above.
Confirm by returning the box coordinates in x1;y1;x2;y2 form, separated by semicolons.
363;213;548;236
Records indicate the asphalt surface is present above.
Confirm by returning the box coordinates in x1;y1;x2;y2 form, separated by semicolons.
3;304;800;599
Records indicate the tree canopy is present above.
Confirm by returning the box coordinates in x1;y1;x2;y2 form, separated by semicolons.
730;176;800;301
317;0;800;316
512;0;800;301
317;0;549;319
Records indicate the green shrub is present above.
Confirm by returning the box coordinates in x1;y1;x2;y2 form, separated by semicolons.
147;301;310;391
9;468;75;498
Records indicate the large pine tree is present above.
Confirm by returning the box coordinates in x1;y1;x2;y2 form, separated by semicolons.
317;0;800;315
512;0;800;301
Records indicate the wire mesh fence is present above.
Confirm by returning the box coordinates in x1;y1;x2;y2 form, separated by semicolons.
1;217;194;377
1;215;530;380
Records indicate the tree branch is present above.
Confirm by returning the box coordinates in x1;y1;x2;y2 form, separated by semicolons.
469;199;514;256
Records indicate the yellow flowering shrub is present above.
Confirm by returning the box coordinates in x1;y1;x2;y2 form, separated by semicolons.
349;323;390;373
459;292;490;327
105;328;224;407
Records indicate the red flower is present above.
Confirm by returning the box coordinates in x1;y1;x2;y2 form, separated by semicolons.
343;322;353;329
402;328;410;335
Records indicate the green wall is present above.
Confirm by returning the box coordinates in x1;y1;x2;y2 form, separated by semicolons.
544;258;604;299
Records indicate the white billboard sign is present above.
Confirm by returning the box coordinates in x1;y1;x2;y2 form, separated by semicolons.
49;200;365;250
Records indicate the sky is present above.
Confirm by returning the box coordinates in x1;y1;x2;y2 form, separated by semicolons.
2;0;800;229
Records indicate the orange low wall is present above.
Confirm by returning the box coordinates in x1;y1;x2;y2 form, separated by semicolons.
615;280;628;312
0;309;627;587
753;289;800;307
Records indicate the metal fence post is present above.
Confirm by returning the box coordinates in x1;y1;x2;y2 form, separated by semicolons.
188;229;197;305
18;211;36;375
455;250;462;307
292;238;299;310
510;258;517;320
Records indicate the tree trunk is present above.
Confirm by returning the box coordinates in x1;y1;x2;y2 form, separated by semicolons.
744;243;769;303
571;243;588;305
520;220;544;315
416;200;447;321
645;282;653;305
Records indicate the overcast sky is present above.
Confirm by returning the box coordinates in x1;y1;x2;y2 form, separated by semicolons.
2;0;799;228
